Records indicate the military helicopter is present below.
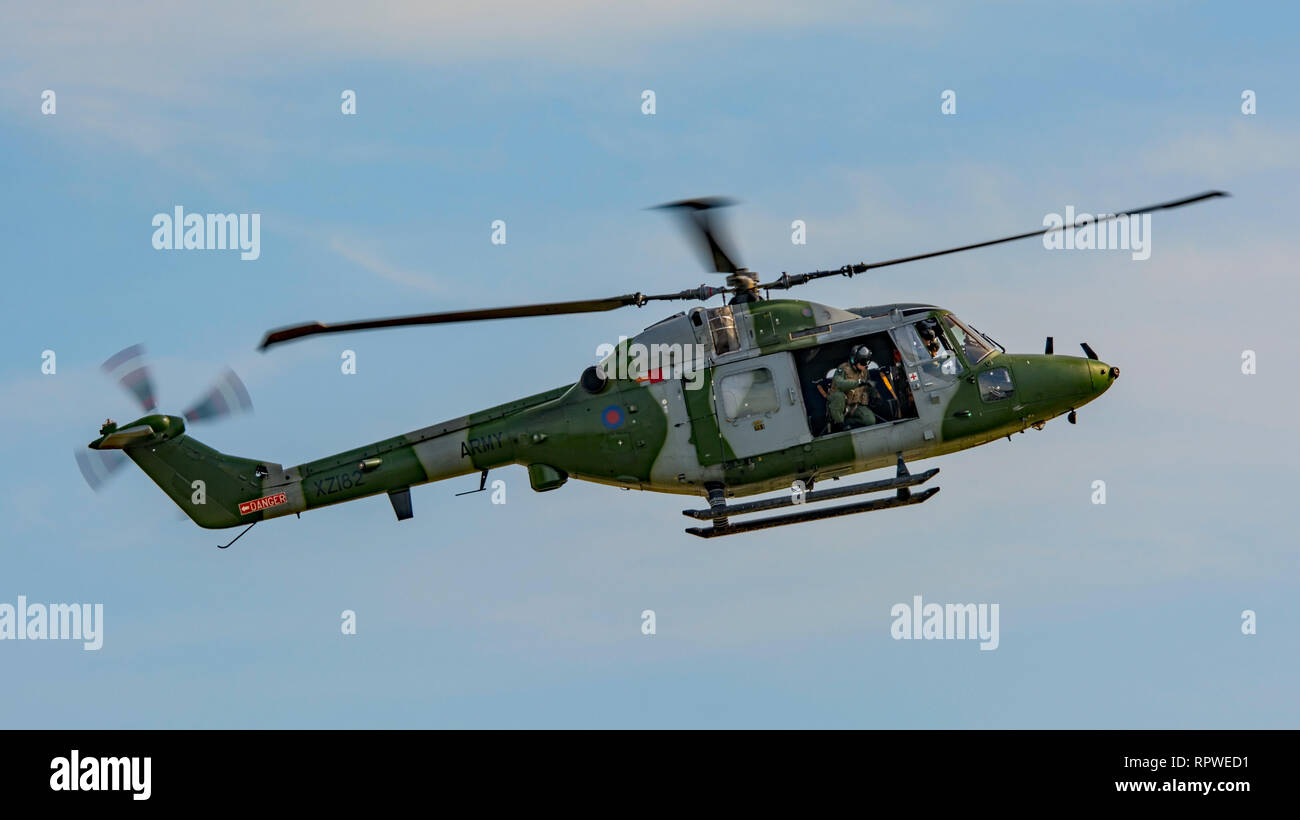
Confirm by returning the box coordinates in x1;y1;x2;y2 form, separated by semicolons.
82;192;1224;543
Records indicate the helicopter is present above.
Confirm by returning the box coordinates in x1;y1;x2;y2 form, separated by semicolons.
82;191;1225;542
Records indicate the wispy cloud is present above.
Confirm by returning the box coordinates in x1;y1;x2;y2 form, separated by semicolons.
1146;121;1300;177
2;1;925;95
328;237;445;295
0;1;928;161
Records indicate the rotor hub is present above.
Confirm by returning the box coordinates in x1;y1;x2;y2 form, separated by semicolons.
726;268;760;299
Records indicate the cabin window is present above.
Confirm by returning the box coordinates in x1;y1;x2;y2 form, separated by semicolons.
719;368;779;421
978;367;1015;401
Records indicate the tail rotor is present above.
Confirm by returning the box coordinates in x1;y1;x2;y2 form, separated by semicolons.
76;345;253;493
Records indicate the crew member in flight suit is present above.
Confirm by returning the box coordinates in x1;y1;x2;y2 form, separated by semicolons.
827;345;879;431
921;326;943;358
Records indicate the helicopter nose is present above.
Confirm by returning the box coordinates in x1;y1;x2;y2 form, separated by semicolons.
1089;361;1120;394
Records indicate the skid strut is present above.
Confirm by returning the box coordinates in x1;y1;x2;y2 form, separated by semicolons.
683;455;940;539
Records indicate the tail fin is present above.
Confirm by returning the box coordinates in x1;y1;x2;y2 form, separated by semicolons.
91;415;290;529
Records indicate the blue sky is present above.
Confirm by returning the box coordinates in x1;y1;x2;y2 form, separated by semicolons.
1;1;1296;727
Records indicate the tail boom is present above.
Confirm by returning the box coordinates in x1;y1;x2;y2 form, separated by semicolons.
100;386;568;529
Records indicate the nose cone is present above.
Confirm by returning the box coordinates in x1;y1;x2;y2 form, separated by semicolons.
1089;361;1120;395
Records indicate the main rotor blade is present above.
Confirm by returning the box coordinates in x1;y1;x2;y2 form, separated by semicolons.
260;294;651;350
654;197;742;274
870;190;1228;271
101;344;157;413
759;190;1229;290
183;368;253;422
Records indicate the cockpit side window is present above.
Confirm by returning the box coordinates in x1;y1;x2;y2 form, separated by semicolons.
894;323;929;364
941;314;995;365
916;318;961;370
899;320;930;361
897;317;963;391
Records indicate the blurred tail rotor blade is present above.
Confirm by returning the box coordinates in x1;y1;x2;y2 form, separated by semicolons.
75;448;128;492
654;197;742;274
183;368;253;423
101;344;157;412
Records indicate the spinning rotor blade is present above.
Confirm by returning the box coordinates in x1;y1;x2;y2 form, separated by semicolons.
101;344;157;412
758;190;1230;291
79;345;255;492
654;197;742;274
75;448;128;492
259;289;725;350
183;368;253;422
259;190;1228;352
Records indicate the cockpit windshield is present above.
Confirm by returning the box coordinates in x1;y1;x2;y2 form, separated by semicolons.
941;314;996;365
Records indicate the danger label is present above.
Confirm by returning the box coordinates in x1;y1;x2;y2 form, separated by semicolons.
238;492;287;515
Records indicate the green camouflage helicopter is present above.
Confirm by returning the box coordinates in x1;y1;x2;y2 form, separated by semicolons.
80;192;1224;543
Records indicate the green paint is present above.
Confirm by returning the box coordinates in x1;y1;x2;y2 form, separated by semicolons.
682;368;735;465
99;298;1120;529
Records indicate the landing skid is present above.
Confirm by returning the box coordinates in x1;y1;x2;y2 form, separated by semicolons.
682;455;940;539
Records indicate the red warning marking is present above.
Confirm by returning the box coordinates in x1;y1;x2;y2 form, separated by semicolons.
239;492;287;515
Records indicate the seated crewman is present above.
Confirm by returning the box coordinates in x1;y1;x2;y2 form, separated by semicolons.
921;326;942;358
826;345;879;431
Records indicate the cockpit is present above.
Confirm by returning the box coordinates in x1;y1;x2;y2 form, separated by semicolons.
940;314;998;365
895;312;999;371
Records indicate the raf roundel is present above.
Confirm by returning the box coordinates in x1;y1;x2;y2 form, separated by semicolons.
601;405;625;430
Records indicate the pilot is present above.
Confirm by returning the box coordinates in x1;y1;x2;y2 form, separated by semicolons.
921;327;942;358
827;345;879;431
920;326;958;375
